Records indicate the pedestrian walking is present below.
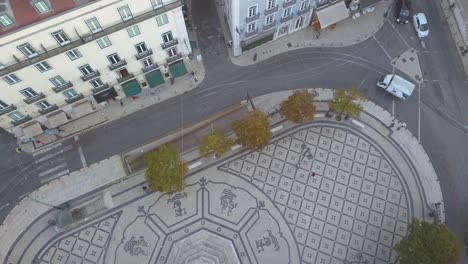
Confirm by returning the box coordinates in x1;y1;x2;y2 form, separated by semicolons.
15;147;22;153
36;140;43;144
120;101;124;107
131;96;137;100
56;127;65;133
397;123;407;131
311;172;316;177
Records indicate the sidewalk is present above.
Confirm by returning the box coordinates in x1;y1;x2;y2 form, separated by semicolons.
19;29;206;153
214;0;391;66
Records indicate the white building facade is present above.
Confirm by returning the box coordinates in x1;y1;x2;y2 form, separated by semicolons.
224;0;314;56
0;0;191;137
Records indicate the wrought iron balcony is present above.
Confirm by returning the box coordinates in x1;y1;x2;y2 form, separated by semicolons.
135;49;153;60
142;64;159;73
23;93;45;104
297;5;311;16
245;13;260;23
161;39;178;49
80;70;100;82
282;0;297;8
52;81;73;93
108;59;127;70
245;28;258;38
263;21;277;31
11;115;32;126
65;94;84;104
117;73;135;84
264;5;279;16
280;14;293;23
38;104;59;115
91;83;110;94
166;53;183;64
0;104;17;116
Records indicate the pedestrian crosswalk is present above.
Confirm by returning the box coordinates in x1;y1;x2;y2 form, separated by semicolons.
33;143;74;184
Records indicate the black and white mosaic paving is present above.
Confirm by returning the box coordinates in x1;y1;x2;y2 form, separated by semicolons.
33;125;416;264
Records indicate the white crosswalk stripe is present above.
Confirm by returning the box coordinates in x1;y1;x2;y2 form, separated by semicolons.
38;162;68;178
32;143;63;157
40;169;69;184
34;145;73;164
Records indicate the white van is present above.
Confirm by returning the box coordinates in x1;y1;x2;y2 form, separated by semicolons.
377;74;415;100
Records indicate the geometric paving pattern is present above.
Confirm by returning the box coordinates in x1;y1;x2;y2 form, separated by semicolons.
30;124;414;264
219;125;409;264
37;213;120;264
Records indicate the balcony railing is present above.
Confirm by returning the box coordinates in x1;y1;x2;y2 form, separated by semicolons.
135;49;153;60
23;93;45;104
65;94;84;104
108;59;127;70
280;14;293;23
142;64;159;73
245;28;258;38
283;0;297;8
161;39;178;49
245;13;260;23
80;70;100;82
117;73;135;84
297;5;311;16
265;5;279;16
166;53;183;64
91;83;111;94
38;104;59;115
11;115;32;126
263;21;277;31
0;104;17;116
0;0;183;77
52;81;73;93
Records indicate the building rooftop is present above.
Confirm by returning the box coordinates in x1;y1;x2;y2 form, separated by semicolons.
0;0;98;36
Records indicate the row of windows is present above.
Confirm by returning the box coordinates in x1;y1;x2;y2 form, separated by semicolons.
247;0;309;18
247;14;305;33
0;0;51;27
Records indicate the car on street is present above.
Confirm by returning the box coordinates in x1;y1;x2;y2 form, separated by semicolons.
396;0;411;24
413;12;429;38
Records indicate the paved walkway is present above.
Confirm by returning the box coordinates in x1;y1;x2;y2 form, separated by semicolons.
19;30;206;153
215;1;392;66
1;89;443;264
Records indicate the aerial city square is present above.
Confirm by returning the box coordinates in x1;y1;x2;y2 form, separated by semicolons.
0;0;466;263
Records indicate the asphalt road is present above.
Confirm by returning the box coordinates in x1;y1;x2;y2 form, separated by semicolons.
1;0;468;261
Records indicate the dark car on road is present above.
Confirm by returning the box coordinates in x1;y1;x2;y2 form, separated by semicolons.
396;0;411;24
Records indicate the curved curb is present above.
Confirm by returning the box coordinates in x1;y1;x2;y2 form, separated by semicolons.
227;1;392;67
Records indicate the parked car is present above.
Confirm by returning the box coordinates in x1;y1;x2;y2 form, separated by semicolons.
396;0;411;24
413;13;429;38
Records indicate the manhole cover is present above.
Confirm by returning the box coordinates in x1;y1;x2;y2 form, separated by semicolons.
402;58;407;63
409;57;414;61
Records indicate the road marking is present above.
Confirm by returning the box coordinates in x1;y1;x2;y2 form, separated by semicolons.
372;35;392;60
231;145;241;151
271;125;283;133
78;146;87;167
0;203;10;211
314;113;325;118
40;169;69;184
389;21;411;49
418;83;421;141
34;145;73;164
32;143;62;157
74;135;79;142
351;119;366;128
188;161;202;170
18;192;30;200
392;99;395;116
38;162;68;178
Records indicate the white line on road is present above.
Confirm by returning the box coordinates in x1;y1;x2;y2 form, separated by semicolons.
389;21;411;49
34;145;73;164
418;83;421;141
373;35;392;60
74;135;79;142
78;146;87;167
38;162;68;178
392;99;395;116
32;143;63;157
188;161;202;170
40;169;69;184
18;192;30;200
0;203;10;211
270;125;283;133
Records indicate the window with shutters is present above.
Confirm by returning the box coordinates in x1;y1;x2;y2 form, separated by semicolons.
118;5;133;21
155;14;168;26
127;25;140;37
85;17;102;33
35;61;52;73
66;49;82;60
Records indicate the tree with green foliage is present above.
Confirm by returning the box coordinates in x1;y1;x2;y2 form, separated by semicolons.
232;110;271;151
279;90;316;123
199;129;233;158
145;144;187;193
394;219;460;264
328;89;365;121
